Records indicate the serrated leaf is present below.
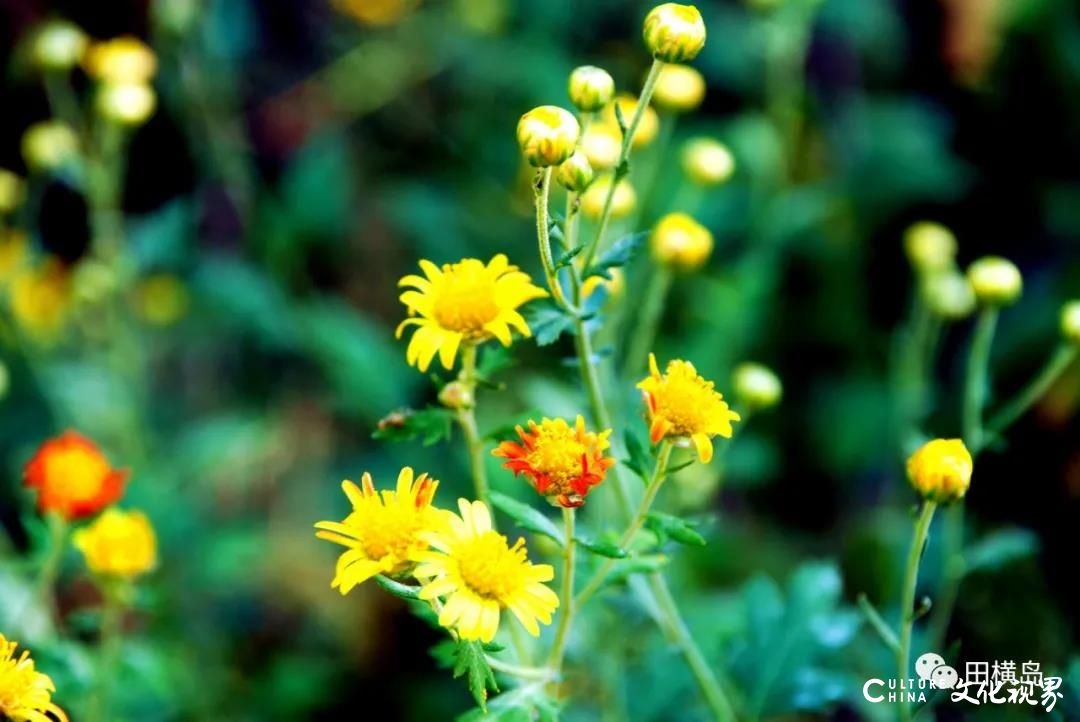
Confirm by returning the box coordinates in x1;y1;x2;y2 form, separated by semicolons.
963;528;1038;575
575;536;627;558
372;407;453;446
645;512;707;547
602;554;669;587
622;429;653;481
489;492;565;545
553;245;584;271
523;300;576;346
584;231;646;280
450;639;499;711
375;575;424;600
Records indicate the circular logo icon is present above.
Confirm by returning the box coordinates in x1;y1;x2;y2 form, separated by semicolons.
915;652;947;682
931;665;959;690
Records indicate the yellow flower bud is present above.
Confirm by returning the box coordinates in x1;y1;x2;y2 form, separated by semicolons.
651;212;712;270
923;271;975;320
73;507;158;579
903;221;956;275
907;438;972;503
0;169;25;214
581;176;637;220
21;121;80;172
604;94;659;149
643;3;707;63
966;256;1022;306
652;64;705;112
134;273;189;326
439;380;475;410
516;105;580;167
681;137;734;185
96;82;157;125
31;20;88;71
556;150;594;192
568;65;615;113
1061;301;1080;345
581;123;622;171
10;260;70;339
83;36;158;84
581;267;625;301
732;362;782;411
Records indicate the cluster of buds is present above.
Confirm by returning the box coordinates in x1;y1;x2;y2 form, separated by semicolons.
902;221;977;321
84;36;159;127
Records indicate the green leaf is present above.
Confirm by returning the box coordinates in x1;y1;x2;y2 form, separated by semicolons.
963;528;1038;575
451;639;499;711
375;575;424;600
552;245;584;271
622;429;653;481
489;492;564;545
372;407;453;446
645;512;707;547
477;344;515;381
584;231;647;280
602;554;669;587
575;536;627;558
523;300;576;346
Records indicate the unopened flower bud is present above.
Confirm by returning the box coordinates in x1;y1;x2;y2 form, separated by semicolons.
907;438;972;503
134;274;189;326
651;212;712;270
923;272;975;320
581;123;622;171
681;137;734;185
439;381;475;410
967;256;1022;306
555;150;594;192
0;169;25;214
652;64;705;112
516;105;580;167
904;222;956;275
643;3;707;63
21;121;80;172
73;259;117;304
605;94;659;149
568;65;615;113
1061;301;1080;345
32;20;88;71
732;362;782;411
581;176;637;220
84;36;158;84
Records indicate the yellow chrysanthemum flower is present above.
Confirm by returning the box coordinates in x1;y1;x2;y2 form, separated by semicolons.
73;508;158;579
415;499;558;642
315;467;445;594
907;439;972;503
0;634;68;722
396;255;547;372
638;354;741;463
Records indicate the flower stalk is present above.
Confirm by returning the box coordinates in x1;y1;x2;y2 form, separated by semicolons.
962;308;998;450
534;167;576;314
547;507;577;680
983;343;1078;446
897;500;937;722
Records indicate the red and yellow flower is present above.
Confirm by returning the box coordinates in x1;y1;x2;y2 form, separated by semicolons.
493;416;614;507
23;431;127;520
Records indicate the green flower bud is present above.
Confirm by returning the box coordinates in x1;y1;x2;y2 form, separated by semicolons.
643;3;707;63
96;82;157;126
568;65;615;113
732;362;782;411
0;169;25;215
904;221;956;275
555;150;594;192
516;105;580;167
681;137;734;185
1061;301;1080;345
31;20;88;71
439;381;475;410
967;256;1022;307
923;272;975;320
21;121;80;173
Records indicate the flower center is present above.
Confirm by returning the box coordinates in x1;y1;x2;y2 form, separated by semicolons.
526;425;587;485
45;448;109;501
350;504;427;571
653;373;712;435
432;269;500;334
455;532;527;601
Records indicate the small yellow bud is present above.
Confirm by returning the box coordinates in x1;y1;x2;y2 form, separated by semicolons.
516;105;580;167
604;95;659;149
581;267;625;301
555;150;594;192
73;507;158;579
966;256;1022;306
83;36;158;84
907;438;972;503
568;65;615;113
903;221;956;274
681;137;734;185
923;272;975;320
31;20;88;71
10;260;70;338
438;380;475;410
732;362;782;411
643;3;707;63
96;82;157;125
0;169;25;214
651;212;713;271
581;123;622;171
1060;301;1080;345
134;273;189;326
581;176;637;220
73;259;119;305
21;121;80;173
652;64;705;112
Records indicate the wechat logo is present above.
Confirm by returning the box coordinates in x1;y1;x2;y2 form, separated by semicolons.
916;652;958;689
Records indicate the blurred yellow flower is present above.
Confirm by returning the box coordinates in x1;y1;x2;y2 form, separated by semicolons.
0;634;68;722
651;212;712;270
333;0;419;26
652;64;705;112
643;3;707;63
581;176;637;220
517;106;580;167
604;95;659;148
904;221;957;275
134;274;189;326
907;439;972;503
396;255;547;372
21;122;79;173
967;256;1022;306
31;20;87;71
638;354;741;463
83;36;157;84
0;231;29;283
96;82;157;125
10;261;71;339
580;123;622;171
414;499;558;642
732;362;782;411
0;169;25;214
681;137;734;185
73;508;158;579
314;468;444;594
1062;301;1080;345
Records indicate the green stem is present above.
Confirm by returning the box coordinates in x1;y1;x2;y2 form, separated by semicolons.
547;508;577;680
624;265;673;377
534;167;575;313
485;657;554;681
89;583;126;722
456;343;491;512
928;504;964;649
581;58;664;270
897;501;937;722
856;593;900;653
962;309;998;450
18;513;69;629
983;344;1078;447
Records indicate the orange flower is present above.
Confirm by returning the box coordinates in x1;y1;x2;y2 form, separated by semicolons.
23;431;127;519
493;416;614;508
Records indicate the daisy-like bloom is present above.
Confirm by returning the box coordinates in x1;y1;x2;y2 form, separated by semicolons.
314;467;444;594
907;439;973;504
0;634;68;722
73;508;158;579
23;431;128;520
638;354;741;463
415;499;558;642
493;416;615;508
396;255;547;372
